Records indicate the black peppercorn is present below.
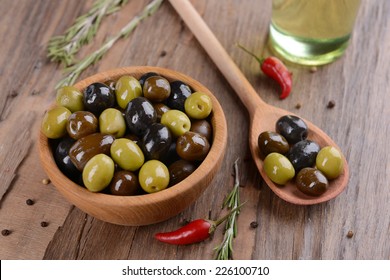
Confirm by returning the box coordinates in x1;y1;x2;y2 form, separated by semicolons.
250;221;258;228
26;199;34;205
1;229;11;236
327;100;336;109
40;221;48;227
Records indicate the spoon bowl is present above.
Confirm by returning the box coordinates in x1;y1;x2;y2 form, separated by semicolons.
169;0;349;205
249;103;348;205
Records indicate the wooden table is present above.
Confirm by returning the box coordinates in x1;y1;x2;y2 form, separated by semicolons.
0;0;389;260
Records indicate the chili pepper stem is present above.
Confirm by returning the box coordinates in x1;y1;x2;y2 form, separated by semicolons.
236;43;265;65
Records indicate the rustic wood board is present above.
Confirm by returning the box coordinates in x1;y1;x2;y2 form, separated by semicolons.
0;0;389;260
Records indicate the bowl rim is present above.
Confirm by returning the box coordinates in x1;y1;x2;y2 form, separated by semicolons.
38;66;227;221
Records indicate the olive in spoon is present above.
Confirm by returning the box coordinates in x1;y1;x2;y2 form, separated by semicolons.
169;0;349;205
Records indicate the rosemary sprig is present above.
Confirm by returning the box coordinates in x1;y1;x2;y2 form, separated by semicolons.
55;0;164;89
214;158;241;260
48;0;129;66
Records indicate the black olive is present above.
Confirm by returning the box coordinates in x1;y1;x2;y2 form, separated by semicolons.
165;80;192;111
287;140;320;172
168;159;197;186
83;83;115;116
141;123;172;160
276;115;308;144
125;97;157;137
160;141;181;166
54;137;80;181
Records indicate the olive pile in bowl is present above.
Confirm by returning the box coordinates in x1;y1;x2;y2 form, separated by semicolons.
38;66;227;226
258;115;344;197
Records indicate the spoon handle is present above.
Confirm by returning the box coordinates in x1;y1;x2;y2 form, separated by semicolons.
169;0;265;117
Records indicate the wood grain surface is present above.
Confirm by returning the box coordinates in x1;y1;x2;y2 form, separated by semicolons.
0;0;389;260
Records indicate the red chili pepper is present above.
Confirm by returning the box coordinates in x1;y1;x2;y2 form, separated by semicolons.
155;219;215;245
154;206;241;245
238;44;292;99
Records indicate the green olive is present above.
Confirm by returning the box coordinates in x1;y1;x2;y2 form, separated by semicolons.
82;154;115;192
161;109;191;137
99;108;126;138
316;146;344;179
138;160;169;193
115;75;142;109
184;92;212;119
56;86;84;112
110;138;145;171
41;106;71;139
263;152;295;185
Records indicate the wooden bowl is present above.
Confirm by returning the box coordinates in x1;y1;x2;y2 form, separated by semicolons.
38;66;227;226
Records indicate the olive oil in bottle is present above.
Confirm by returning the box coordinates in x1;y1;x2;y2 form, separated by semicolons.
269;0;361;65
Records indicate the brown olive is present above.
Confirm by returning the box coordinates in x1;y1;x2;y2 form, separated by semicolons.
109;170;140;196
153;103;170;122
143;76;171;102
258;131;289;157
190;119;212;142
66;111;98;140
69;133;115;171
139;72;159;88
296;167;329;196
176;131;210;161
168;160;197;186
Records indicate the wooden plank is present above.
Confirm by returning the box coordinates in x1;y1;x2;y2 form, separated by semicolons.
0;0;389;260
0;0;89;259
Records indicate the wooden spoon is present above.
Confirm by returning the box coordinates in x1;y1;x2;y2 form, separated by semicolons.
169;0;349;205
